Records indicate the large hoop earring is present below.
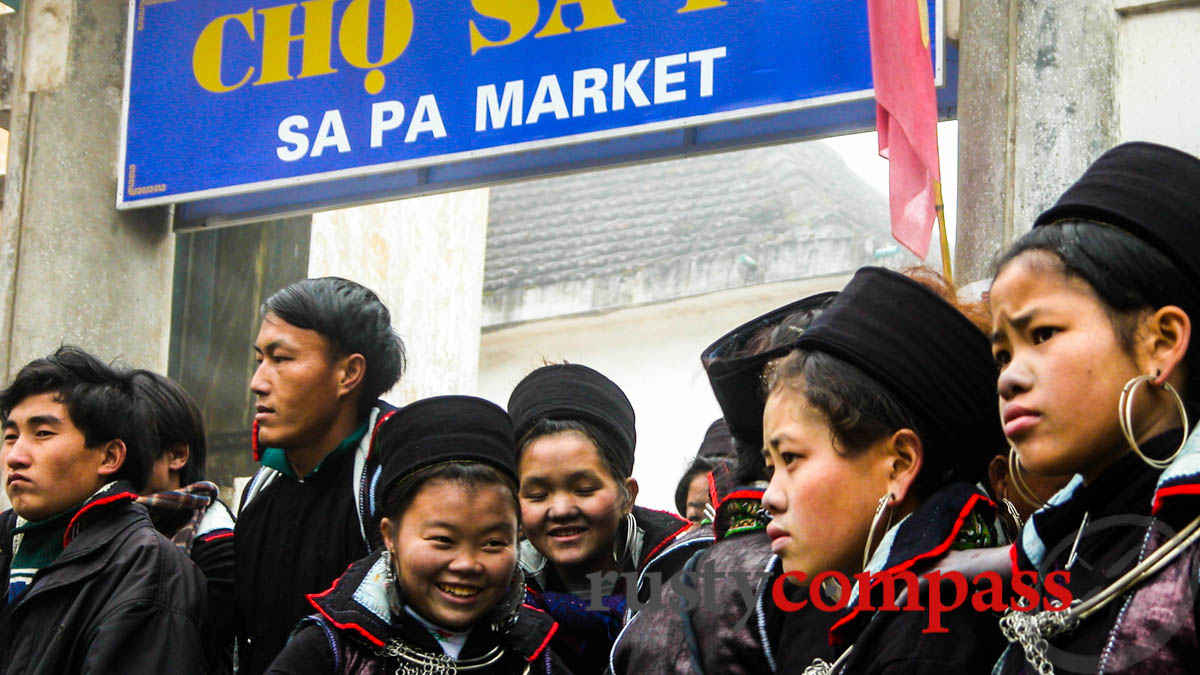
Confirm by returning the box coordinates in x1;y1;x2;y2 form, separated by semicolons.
862;493;894;570
1000;497;1024;536
613;511;637;565
1008;444;1047;511
1119;374;1189;470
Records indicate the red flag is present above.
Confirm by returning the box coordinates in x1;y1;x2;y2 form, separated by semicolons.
868;0;941;259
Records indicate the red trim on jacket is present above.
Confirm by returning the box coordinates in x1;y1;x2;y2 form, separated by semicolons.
63;491;139;547
715;489;766;510
527;620;559;662
637;508;692;566
829;493;991;644
198;530;234;542
1152;483;1200;515
366;410;398;462
306;576;387;648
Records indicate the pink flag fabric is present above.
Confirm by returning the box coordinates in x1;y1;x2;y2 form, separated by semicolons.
868;0;941;259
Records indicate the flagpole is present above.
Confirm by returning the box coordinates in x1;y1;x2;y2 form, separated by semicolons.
933;178;953;286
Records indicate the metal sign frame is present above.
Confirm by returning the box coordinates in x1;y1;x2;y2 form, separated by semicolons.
115;0;953;230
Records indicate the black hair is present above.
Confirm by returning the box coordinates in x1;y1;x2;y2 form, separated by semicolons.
996;221;1200;413
129;370;207;486
0;346;152;492
517;418;633;496
766;349;958;499
674;455;722;516
263;277;406;418
381;461;519;524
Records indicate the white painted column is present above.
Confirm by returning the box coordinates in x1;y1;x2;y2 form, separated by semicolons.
307;190;490;405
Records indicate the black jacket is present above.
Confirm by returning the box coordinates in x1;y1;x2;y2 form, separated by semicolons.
266;549;572;675
611;471;835;675
142;485;236;674
0;483;209;674
814;483;1007;674
521;505;691;675
235;404;394;674
996;431;1200;675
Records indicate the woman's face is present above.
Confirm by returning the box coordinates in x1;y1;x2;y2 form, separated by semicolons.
685;473;710;523
990;252;1156;480
381;480;517;630
760;387;894;580
518;431;632;583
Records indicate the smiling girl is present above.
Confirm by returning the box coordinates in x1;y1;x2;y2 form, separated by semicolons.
990;142;1200;674
265;396;570;675
507;364;690;675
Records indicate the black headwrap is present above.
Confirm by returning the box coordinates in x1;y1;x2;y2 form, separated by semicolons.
697;418;735;459
376;395;517;501
1034;141;1200;290
507;364;636;478
701;292;837;448
795;268;1004;481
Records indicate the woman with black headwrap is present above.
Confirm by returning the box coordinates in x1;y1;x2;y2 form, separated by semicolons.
759;267;1010;673
990;142;1200;674
507;364;691;675
611;292;840;675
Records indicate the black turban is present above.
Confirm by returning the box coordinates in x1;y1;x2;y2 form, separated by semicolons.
507;364;636;478
701;292;837;448
1035;141;1200;289
376;395;517;501
795;268;1004;481
697;418;735;459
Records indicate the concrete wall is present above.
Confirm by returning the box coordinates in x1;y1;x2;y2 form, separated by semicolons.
0;0;174;378
478;274;852;513
1115;2;1200;158
309;189;490;405
956;0;1200;285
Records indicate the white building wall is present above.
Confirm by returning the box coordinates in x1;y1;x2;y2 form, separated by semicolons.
478;274;851;513
308;190;490;405
1115;4;1200;158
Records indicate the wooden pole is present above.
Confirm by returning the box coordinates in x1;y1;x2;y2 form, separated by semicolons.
933;180;953;286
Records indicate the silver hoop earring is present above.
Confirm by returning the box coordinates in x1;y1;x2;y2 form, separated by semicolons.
1119;374;1189;470
862;493;894;570
1001;497;1024;532
613;512;637;565
1008;444;1047;511
382;549;403;615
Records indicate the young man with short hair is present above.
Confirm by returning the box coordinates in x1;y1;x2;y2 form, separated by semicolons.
235;277;406;673
132;369;235;674
0;347;207;673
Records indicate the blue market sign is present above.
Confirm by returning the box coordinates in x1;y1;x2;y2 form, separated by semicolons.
119;0;949;225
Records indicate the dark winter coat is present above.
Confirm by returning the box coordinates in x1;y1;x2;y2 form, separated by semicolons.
265;550;572;675
996;430;1200;675
235;404;394;674
521;505;690;675
0;482;209;674
808;482;1007;674
141;483;236;674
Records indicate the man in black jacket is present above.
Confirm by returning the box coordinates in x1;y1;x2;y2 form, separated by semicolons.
0;347;208;674
235;277;405;674
132;369;235;674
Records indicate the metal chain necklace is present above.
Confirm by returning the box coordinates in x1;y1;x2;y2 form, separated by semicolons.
376;640;506;675
999;513;1200;675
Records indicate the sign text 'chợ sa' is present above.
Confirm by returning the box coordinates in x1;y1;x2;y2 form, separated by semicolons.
120;0;939;208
